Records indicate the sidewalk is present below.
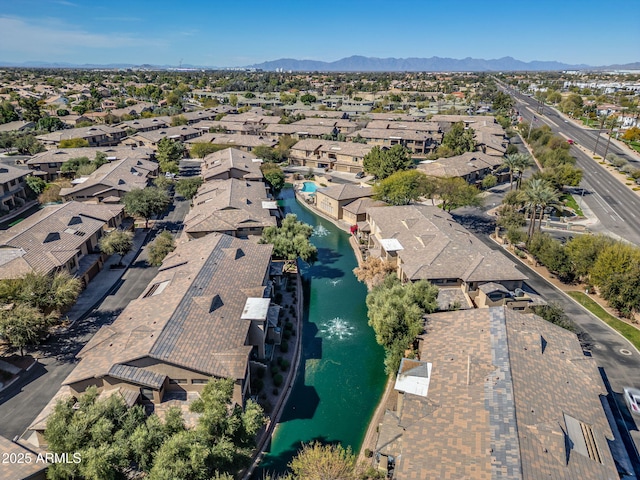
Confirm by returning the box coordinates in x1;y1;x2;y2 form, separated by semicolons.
64;228;150;325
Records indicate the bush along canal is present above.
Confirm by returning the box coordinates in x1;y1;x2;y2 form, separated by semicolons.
255;188;386;475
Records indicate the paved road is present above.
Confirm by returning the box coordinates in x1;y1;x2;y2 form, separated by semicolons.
0;198;191;440
499;83;640;245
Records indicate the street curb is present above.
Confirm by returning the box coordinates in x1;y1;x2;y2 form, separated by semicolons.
490;236;640;358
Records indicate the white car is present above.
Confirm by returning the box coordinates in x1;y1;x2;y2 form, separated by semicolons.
624;387;640;415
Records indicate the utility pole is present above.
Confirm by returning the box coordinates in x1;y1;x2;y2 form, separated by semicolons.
602;117;617;160
592;114;607;155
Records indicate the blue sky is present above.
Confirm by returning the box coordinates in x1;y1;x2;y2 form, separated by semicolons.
0;0;637;66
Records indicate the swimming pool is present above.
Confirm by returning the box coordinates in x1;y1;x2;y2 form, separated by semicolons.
301;182;317;193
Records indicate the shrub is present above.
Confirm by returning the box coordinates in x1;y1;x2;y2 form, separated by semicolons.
280;341;289;353
277;356;283;366
272;388;279;395
273;374;283;387
270;365;279;376
253;379;264;392
283;329;291;340
280;359;290;371
365;449;373;458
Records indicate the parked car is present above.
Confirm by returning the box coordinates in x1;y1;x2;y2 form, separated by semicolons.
624;387;640;415
567;139;575;145
355;171;365;179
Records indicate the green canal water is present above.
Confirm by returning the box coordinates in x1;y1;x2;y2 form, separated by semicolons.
255;188;386;476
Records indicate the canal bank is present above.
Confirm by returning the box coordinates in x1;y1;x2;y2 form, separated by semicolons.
255;187;386;476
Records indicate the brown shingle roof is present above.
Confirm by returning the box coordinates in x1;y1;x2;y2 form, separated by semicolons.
63;233;273;386
367;205;526;283
316;184;373;201
0;202;123;278
378;307;618;480
201;148;263;181
183;178;276;236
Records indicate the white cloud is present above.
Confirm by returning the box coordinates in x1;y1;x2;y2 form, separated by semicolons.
0;16;165;58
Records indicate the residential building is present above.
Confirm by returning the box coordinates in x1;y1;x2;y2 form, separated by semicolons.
36;125;126;148
417;152;506;184
185;133;277;153
0;164;33;218
289;138;373;173
291;118;359;134
375;307;618;480
346;128;438;155
314;184;373;220
59;157;158;203
0;201;124;285
195;120;261;136
365;205;526;297
201;148;263;182
292;110;348;119
365;120;441;135
0;120;35;133
118;117;169;133
26;146;154;181
123;125;202;148
263;123;337;139
56;233;278;422
183;179;278;239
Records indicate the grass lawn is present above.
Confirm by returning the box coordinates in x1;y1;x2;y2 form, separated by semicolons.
627;141;640;153
567;291;640;350
560;193;584;217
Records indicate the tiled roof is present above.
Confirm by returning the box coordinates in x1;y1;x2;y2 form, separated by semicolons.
342;197;386;215
0;164;29;185
186;133;277;149
131;125;201;144
59;157;157;198
183;178;276;236
263;123;336;135
201;148;263;181
316;184;373;201
36;124;124;142
378;307;618;480
290;138;373;158
0;202;123;278
0;435;47;479
108;364;166;389
27;146;153;166
367;205;526;283
417;151;503;178
366;120;441;132
63;233;274;386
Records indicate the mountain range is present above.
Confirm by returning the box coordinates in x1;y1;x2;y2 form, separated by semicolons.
1;56;639;72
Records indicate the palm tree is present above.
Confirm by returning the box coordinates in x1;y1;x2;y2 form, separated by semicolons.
522;178;546;237
513;154;533;190
501;153;530;190
535;185;561;232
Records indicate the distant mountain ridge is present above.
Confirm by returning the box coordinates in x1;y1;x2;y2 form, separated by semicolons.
0;56;639;72
248;55;599;72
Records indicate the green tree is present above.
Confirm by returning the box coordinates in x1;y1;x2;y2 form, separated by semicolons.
366;274;438;374
260;213;318;264
622;126;640;142
599;265;640;318
99;230;134;266
591;243;640;290
175;177;203;200
363;145;412;179
300;93;317;104
441;121;475;155
59;138;90;148
170;115;188;126
481;174;497;190
25;175;46;195
60;156;91;174
18;96;42;122
261;163;285;193
148;431;210;480
36;116;65;132
0;304;48;356
492;91;514;114
0;101;19;124
0;271;81;317
156;137;184;174
229;94;238;107
501;153;532;190
123;187;171;229
532;303;575;331
373;169;429;205
190;142;224;159
14;135;45;154
565;234;614;281
437;177;483;212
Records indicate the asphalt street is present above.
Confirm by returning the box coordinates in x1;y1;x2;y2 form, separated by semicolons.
501;83;640;245
0;197;191;440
